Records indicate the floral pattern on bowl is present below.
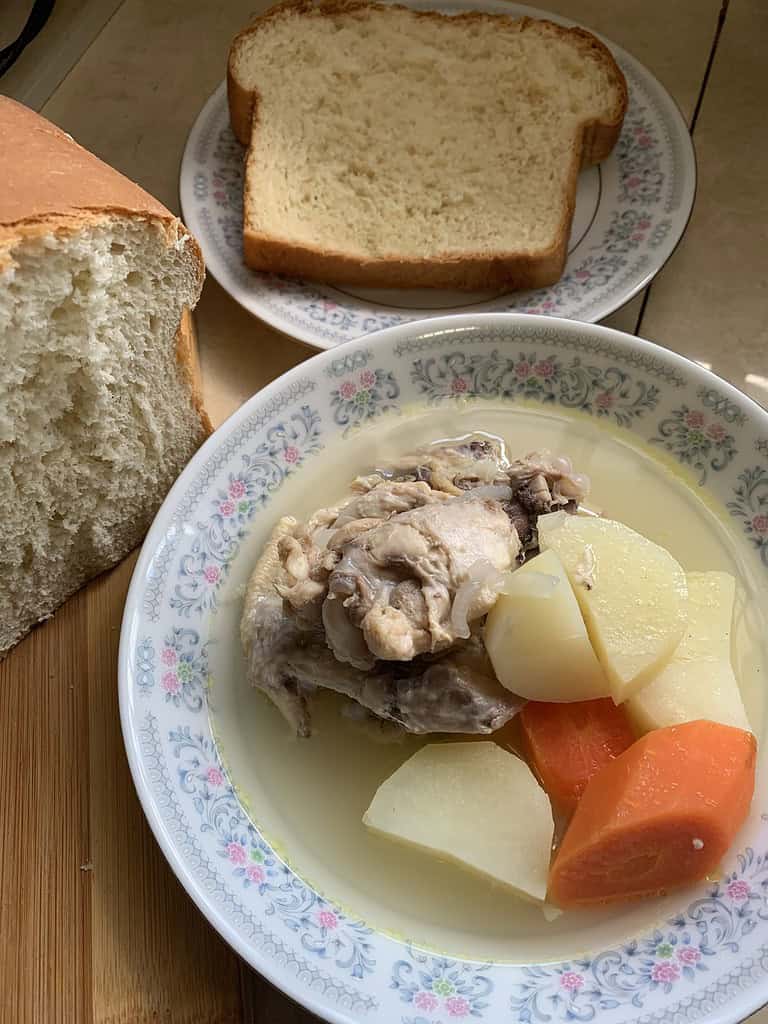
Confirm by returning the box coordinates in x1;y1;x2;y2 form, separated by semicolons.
179;0;696;350
120;313;768;1024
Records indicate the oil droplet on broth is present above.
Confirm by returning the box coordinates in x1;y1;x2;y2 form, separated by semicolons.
209;402;768;963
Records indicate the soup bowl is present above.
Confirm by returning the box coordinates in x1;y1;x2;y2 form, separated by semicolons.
120;313;768;1024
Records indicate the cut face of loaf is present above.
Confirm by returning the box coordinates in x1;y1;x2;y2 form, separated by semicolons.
0;218;205;655
0;97;209;657
228;0;628;290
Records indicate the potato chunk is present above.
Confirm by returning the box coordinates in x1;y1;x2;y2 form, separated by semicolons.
538;513;688;702
484;549;609;701
628;572;750;733
363;742;553;901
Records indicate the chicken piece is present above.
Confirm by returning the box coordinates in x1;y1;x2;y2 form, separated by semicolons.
501;453;588;552
240;439;589;737
375;438;507;495
324;497;519;666
333;480;442;526
241;533;523;737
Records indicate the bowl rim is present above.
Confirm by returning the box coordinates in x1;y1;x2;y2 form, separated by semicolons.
119;312;768;1024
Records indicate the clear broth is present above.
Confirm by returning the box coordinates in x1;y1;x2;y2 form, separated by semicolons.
209;403;767;962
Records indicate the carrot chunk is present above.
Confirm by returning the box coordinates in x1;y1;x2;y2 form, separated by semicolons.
548;720;756;907
519;699;635;816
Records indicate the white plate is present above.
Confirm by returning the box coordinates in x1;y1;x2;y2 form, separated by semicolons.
122;312;768;1024
179;0;696;349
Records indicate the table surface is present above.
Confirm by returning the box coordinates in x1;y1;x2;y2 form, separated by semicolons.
1;0;767;1020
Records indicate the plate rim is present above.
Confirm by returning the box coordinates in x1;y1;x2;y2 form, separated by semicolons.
178;0;697;350
121;311;768;1024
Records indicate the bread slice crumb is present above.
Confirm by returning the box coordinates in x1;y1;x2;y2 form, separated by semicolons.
228;0;627;290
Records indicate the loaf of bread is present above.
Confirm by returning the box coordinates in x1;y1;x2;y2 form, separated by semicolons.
228;0;627;290
0;97;210;657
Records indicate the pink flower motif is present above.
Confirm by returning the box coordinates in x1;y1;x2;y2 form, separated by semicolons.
317;909;338;930
229;479;246;499
204;564;220;584
638;218;652;230
638;134;652;147
515;361;531;379
161;671;180;694
246;864;265;884
283;445;300;464
359;370;376;388
560;972;584;992
706;423;726;442
445;995;471;1017
632;233;645;242
227;842;247;865
414;991;439;1012
219;499;235;517
677;946;702;965
534;360;555;378
339;380;357;400
575;270;591;281
685;410;705;429
627;175;641;188
542;300;555;310
651;961;681;984
452;376;468;394
727;879;752;901
752;515;768;535
160;647;177;666
596;391;615;410
206;767;224;787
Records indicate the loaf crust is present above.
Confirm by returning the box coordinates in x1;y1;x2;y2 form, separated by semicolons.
0;98;211;656
228;0;628;291
0;96;208;409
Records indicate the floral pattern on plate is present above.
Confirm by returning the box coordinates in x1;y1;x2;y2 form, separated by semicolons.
169;405;323;617
651;405;737;483
169;724;377;979
392;950;493;1020
330;367;400;433
410;349;659;426
728;467;768;565
510;848;768;1022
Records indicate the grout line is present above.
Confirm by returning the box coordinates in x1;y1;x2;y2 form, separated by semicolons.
634;283;653;337
11;0;128;112
689;0;730;135
41;0;127;110
634;0;730;338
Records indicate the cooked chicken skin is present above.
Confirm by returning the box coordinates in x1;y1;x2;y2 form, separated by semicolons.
241;439;588;736
325;497;518;666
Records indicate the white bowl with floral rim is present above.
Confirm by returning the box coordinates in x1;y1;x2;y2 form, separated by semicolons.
120;313;768;1024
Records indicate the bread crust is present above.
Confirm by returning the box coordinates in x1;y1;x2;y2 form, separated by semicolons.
228;0;627;291
0;96;209;430
176;308;214;435
243;233;568;291
0;99;213;657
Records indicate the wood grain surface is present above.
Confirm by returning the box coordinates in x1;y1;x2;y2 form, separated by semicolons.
2;1;766;1021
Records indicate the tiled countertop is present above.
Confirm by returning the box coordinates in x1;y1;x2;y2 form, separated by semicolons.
1;0;766;1020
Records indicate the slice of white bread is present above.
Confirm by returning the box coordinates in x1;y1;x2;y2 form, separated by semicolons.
0;97;210;657
228;0;628;290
